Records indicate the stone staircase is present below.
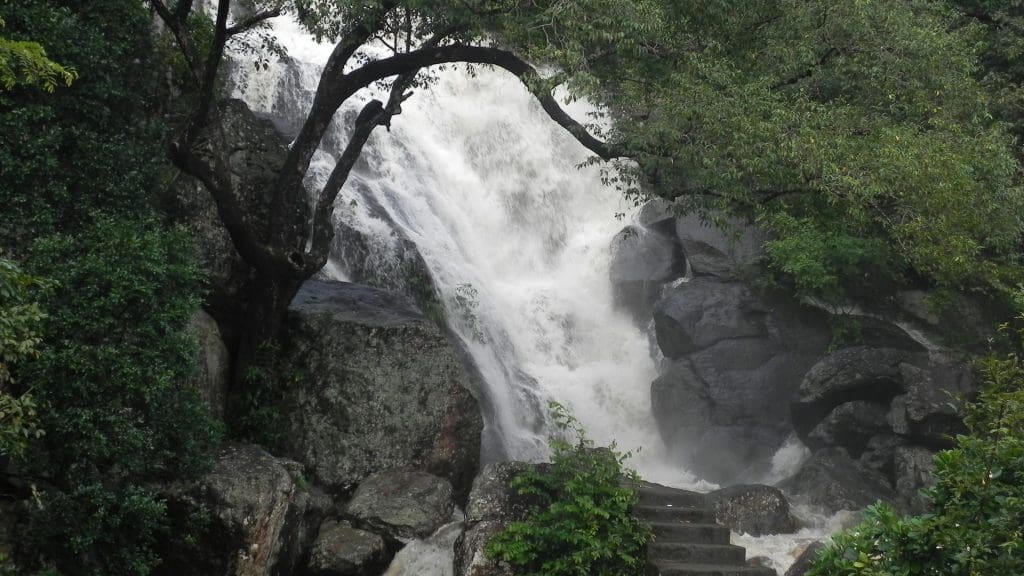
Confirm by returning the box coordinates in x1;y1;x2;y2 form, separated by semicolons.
633;483;775;576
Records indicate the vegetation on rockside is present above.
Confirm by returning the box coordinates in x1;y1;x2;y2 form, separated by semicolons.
0;1;221;574
486;402;652;576
809;320;1024;576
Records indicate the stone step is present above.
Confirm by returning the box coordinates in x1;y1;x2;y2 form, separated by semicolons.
652;562;776;576
632;483;709;508
634;504;716;523
649;542;746;565
649;522;731;544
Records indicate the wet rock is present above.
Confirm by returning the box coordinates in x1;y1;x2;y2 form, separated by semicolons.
894;446;936;514
778;448;896;514
651;359;715;446
673;213;768;279
345;469;455;540
186;310;230;418
638;197;677;228
306;519;388;576
784;541;826;576
455;520;516;576
651;280;829;483
708;485;797;536
896;360;973;447
457;462;548;576
857;434;908;482
791;347;907;439
609;225;685;319
653;278;767;358
465;462;548;525
806;401;892;456
159;445;330;576
280;281;482;497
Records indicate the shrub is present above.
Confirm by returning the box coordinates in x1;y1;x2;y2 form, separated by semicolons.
486;402;652;576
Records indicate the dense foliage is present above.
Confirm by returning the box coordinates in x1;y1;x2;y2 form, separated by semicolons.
0;258;48;459
809;323;1024;576
0;1;221;574
569;0;1024;303
486;403;652;576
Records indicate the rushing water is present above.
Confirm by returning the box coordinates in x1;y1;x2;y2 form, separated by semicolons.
227;14;836;574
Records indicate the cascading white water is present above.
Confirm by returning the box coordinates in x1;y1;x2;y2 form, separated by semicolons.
227;14;837;574
230;14;701;487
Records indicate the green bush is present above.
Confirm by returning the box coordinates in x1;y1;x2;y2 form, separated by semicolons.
809;323;1024;576
486;402;652;576
8;218;222;575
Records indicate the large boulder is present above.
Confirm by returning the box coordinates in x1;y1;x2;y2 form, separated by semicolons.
305;519;389;576
673;213;768;279
609;225;685;319
708;485;797;536
159;445;330;576
791;347;907;439
279;281;483;497
653;279;767;358
778;448;896;514
345;469;455;541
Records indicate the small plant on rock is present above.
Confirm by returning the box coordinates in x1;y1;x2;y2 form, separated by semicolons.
486;401;652;576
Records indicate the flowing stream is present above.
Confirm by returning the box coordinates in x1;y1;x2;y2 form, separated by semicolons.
227;14;833;574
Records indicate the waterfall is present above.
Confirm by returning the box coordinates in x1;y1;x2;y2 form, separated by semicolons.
229;14;700;487
226;14;834;574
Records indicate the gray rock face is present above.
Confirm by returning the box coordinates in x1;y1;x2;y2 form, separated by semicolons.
653;279;766;358
465;462;548;525
280;281;482;496
791;347;907;438
784;541;826;576
186;310;230;418
708;485;797;536
306;520;388;576
345;469;455;540
455;520;516;576
778;448;896;514
674;213;768;279
651;279;829;482
456;462;545;576
806;401;892;456
165;99;286;307
895;360;972;447
609;225;685;319
160;445;329;576
893;446;936;513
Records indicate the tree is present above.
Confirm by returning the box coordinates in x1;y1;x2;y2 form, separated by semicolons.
150;0;649;388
